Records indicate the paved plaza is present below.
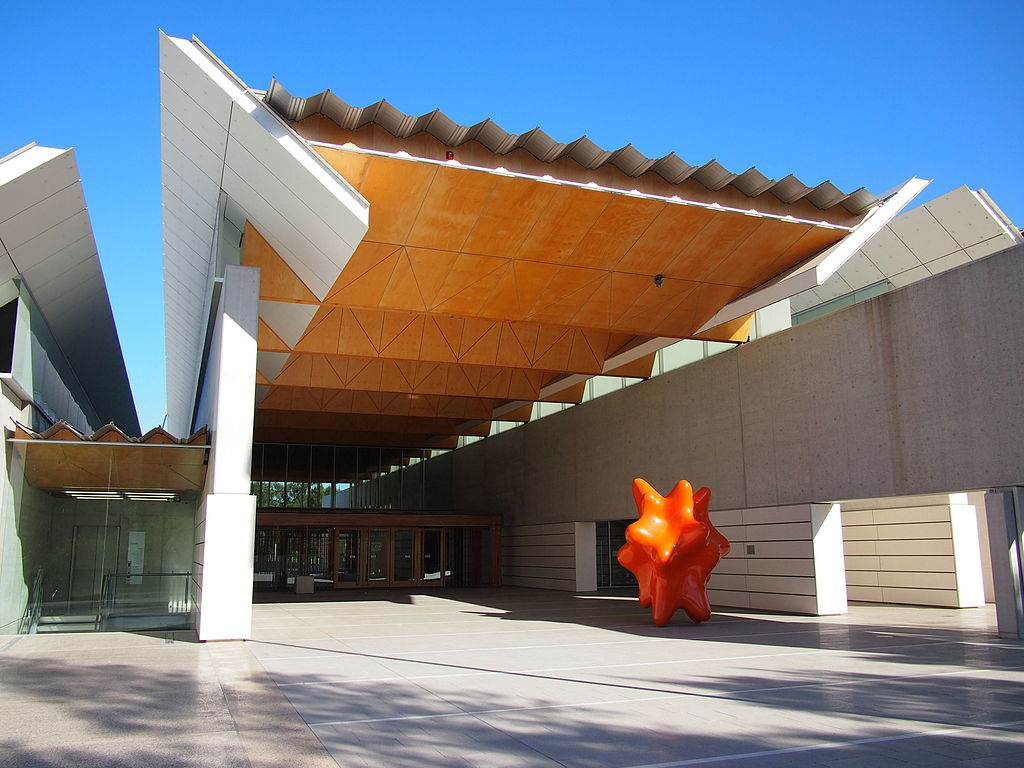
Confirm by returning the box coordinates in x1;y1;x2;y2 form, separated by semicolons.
2;588;1023;767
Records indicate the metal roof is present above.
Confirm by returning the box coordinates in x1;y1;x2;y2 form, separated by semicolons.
264;81;879;216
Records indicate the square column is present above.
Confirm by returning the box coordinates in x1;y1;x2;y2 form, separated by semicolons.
985;487;1024;639
194;265;260;641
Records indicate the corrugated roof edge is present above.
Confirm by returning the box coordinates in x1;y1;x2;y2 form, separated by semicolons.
264;79;878;216
12;420;208;446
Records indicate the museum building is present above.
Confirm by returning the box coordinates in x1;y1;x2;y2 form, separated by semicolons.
1;33;1022;641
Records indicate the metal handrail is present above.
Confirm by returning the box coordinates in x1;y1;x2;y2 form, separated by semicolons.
19;568;44;634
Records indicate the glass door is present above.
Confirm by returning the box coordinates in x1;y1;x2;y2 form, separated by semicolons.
367;529;390;584
392;529;415;585
336;530;360;584
421;528;443;585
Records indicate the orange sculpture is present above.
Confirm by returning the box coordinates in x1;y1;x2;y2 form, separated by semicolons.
617;479;730;626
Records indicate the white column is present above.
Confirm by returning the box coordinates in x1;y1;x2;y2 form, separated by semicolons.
984;488;1024;639
574;522;597;592
196;265;260;641
811;503;848;615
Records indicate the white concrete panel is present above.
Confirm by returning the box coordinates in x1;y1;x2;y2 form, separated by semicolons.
809;273;854;301
787;288;819;313
965;237;1017;260
836;253;886;290
926;186;1011;247
887;264;931;288
886;206;959;260
924;250;971;275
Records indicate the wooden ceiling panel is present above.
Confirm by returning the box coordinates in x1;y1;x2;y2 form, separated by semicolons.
406;165;499;252
313;144;371;189
702;218;814;289
614;204;718;276
263;387;502;421
405;246;459;307
295;306;343;354
462;175;556;257
247;145;863;447
568;195;665;270
346;153;438;243
514;185;610;265
326;241;402;306
662;211;763;282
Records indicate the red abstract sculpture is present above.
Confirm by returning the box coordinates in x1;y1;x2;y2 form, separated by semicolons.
616;479;730;626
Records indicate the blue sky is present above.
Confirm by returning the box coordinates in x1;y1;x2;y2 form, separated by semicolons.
2;1;1021;431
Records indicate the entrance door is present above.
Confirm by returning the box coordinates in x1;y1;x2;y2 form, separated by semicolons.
421;528;443;583
367;529;390;584
336;530;360;584
392;529;416;585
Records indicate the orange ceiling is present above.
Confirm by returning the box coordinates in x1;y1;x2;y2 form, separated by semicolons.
247;138;857;447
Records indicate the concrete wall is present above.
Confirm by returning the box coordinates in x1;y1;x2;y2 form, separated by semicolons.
452;245;1024;608
454;244;1024;518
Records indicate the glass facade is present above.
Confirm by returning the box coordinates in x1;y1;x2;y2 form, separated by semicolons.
1;455;198;635
251;443;453;510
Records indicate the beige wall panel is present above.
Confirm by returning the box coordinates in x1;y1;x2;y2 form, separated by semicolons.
847;586;884;602
842;540;877;555
846;571;880;587
871;506;952;524
875;539;955;556
748;593;819;613
747;558;815;577
876;522;953;540
876;555;955;572
745;575;817;596
845;555;882;571
706;589;751;609
880;587;959;607
877;571;957;589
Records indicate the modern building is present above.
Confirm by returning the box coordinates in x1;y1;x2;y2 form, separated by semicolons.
2;33;1022;642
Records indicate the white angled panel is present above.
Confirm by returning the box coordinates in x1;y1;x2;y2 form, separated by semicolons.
258;300;319;347
9;210;92;271
925;186;1012;248
0;181;85;251
887;205;959;260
